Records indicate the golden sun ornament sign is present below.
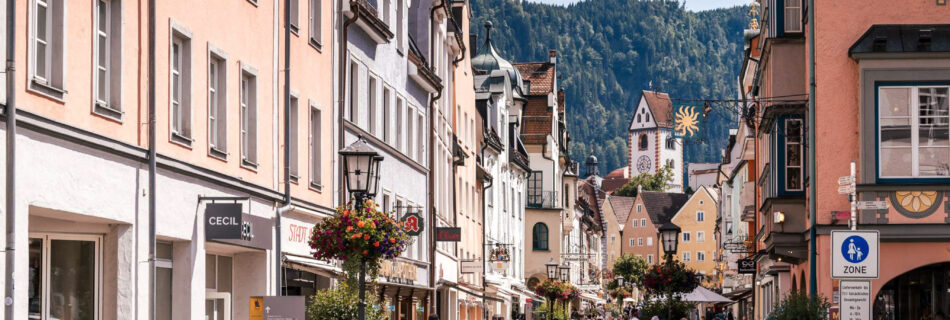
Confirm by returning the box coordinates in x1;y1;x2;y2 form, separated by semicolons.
673;104;704;138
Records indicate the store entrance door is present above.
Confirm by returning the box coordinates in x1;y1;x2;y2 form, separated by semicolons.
28;233;101;320
205;292;231;320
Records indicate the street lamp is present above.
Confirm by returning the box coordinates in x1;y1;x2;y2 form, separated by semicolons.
559;263;571;282
659;222;681;262
546;258;559;280
340;136;384;320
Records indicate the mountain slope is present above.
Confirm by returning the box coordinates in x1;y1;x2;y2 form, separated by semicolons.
471;0;747;174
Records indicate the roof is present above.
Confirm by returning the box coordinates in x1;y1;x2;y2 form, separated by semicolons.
849;24;950;58
602;176;630;194
639;191;689;225
605;167;628;179
639;90;675;129
608;196;636;225
578;178;606;227
514;62;555;96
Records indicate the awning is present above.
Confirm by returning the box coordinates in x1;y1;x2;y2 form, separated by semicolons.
683;287;733;303
282;254;343;277
580;292;605;304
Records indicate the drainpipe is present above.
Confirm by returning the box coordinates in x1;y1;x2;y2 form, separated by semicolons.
480;151;491;320
3;0;16;317
428;85;443;319
338;3;359;206
277;0;292;296
806;0;818;298
145;0;158;318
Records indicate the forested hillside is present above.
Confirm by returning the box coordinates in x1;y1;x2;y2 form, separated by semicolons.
471;0;748;173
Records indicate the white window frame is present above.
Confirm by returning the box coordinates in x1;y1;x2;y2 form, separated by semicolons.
632;219;638;228
682;251;691;262
308;0;322;48
647;254;653;264
878;85;950;179
94;0;110;107
637;237;643;246
368;74;378;134
289;92;300;181
696;211;705;222
640;218;646;226
636;204;642;212
647;237;653;246
697;251;706;262
628;238;635;247
240;64;259;168
682;232;690;242
33;0;53;85
348;60;359;123
207;45;228;158
784;0;802;33
289;0;299;34
309;101;323;189
169;22;193;146
30;0;66;97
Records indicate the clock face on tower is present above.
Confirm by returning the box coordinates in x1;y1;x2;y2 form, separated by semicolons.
637;155;652;173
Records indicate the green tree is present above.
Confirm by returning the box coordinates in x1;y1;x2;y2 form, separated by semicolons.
613;165;674;197
612;254;650;288
769;292;832;320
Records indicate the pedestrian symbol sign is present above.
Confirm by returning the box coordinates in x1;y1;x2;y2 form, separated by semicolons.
842;236;869;263
832;230;879;279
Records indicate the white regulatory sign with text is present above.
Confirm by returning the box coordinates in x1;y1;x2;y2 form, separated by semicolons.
840;280;871;320
831;230;879;279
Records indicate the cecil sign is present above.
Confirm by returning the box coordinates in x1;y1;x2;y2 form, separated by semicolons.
206;203;243;239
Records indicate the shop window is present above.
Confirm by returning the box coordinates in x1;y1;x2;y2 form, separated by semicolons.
28;234;101;320
157;241;174;320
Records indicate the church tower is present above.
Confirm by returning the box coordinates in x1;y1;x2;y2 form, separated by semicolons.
627;90;684;192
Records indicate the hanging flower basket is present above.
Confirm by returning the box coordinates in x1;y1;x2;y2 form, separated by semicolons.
309;200;412;265
534;279;580;302
641;261;700;295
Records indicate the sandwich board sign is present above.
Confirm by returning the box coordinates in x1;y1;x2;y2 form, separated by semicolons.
831;230;879;279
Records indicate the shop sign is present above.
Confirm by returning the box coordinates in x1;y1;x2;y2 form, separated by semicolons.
400;211;424;236
737;259;756;274
490;260;509;273
461;260;483;273
380;260;418;285
206;203;244;239
829;307;840;320
672;103;706;138
839;281;871;320
489;246;510;262
250;296;306;320
435;227;461;242
283;222;313;254
831;230;879;279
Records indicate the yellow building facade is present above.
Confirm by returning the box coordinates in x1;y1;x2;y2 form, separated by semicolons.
670;186;719;285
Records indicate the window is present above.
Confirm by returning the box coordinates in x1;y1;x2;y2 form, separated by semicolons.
784;0;802;33
368;76;377;134
682;251;691;262
348;61;359;122
697;251;706;262
528;171;542;207
289;0;299;33
682;232;691;242
637;204;643;213
647;254;653;264
28;234;102;320
395;0;404;51
697;211;705;222
94;0;122;117
205;254;233;293
878;86;950;179
309;0;322;46
697;231;705;242
632;219;638;227
30;0;65;97
407;105;415;155
785;119;804;190
156;242;173;320
532;223;549;251
208;51;227;157
310;104;322;188
170;32;193;144
667;159;675;170
418;113;425;161
383;87;392;143
289;94;300;181
629;238;635;247
639;134;648;150
647;237;653;246
637;238;643;246
381;0;391;26
641;218;646;226
666;136;675;150
396;97;404;150
240;68;259;167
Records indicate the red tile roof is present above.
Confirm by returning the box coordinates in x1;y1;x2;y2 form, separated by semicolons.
514;62;555;96
641;90;675;128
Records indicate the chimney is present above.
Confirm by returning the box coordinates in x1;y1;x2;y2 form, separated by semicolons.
549;50;557;64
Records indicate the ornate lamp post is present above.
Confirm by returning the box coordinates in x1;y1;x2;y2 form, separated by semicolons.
658;222;682;320
559;263;571;282
546;258;559;280
340;137;384;320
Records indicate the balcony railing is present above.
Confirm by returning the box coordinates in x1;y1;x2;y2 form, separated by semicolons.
527;191;558;209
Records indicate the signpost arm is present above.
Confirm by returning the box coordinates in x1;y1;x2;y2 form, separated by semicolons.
848;161;858;231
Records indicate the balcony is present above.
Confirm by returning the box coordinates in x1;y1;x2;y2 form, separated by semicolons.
527;191;559;209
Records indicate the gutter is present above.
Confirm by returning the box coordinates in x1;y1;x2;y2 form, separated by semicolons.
147;0;158;319
427;82;443;320
277;0;292;296
806;0;818;298
338;2;359;206
3;0;16;317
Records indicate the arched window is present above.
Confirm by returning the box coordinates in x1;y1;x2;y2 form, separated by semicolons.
532;223;549;250
639;134;648;150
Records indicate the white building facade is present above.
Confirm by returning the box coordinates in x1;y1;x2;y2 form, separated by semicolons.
627;90;684;192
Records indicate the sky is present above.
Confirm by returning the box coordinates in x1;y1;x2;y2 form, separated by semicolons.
523;0;749;11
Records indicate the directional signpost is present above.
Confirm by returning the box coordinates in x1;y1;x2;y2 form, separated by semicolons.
831;230;879;279
856;201;888;210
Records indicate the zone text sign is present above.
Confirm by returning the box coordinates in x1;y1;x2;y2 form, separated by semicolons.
831;230;879;279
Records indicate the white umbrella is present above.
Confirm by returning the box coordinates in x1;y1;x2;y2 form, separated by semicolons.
682;287;733;303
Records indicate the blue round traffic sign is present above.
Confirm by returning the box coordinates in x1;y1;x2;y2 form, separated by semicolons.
841;235;870;263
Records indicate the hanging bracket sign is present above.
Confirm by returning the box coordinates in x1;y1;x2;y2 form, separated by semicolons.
400;211;424;237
